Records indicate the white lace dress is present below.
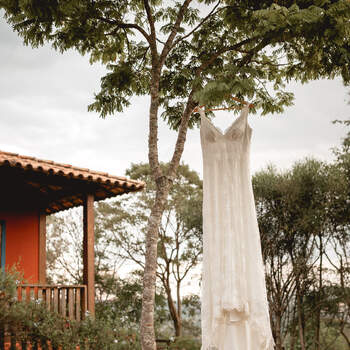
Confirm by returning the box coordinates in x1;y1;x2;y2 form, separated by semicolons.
200;105;274;350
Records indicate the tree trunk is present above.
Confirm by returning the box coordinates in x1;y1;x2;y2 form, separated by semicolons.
340;329;350;348
290;252;306;350
289;324;297;350
339;257;350;347
274;313;283;350
296;288;306;350
176;281;182;337
289;305;298;350
141;72;164;350
140;71;195;348
165;285;182;337
141;177;170;350
314;234;323;350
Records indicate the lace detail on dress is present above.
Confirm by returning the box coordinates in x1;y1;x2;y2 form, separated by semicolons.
200;106;274;350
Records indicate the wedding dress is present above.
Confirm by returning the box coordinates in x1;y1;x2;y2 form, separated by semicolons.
200;105;274;350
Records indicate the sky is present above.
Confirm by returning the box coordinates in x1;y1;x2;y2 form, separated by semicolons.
0;15;349;182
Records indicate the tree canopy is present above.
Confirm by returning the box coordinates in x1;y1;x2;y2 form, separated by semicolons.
2;0;350;126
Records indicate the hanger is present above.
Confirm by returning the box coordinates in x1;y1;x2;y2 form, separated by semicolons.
193;96;254;113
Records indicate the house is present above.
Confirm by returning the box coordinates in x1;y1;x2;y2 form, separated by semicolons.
0;150;144;319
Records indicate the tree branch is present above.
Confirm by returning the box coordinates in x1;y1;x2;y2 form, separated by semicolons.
96;16;152;45
195;36;260;77
179;251;201;283
143;0;158;57
159;0;193;69
171;0;222;49
167;90;196;179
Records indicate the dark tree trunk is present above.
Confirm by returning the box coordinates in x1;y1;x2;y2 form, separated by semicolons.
274;313;283;350
296;286;306;350
176;281;182;337
314;234;323;350
165;285;182;337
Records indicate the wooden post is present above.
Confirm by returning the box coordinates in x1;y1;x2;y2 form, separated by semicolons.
83;194;95;316
0;220;6;270
38;213;46;284
0;221;2;269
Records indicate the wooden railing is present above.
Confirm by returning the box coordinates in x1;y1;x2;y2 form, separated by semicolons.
17;284;87;321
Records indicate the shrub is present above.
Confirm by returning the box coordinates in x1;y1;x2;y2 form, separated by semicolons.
168;336;201;350
0;270;119;349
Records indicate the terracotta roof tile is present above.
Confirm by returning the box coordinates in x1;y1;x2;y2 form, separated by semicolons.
0;150;144;190
0;150;145;214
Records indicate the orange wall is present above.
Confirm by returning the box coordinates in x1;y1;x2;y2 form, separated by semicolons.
0;210;39;283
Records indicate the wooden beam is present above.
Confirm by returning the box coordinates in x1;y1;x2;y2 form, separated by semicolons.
38;213;46;283
0;165;100;206
83;194;95;316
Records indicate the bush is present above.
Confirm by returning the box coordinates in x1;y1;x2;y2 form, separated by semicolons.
0;270;119;349
1;271;202;350
168;336;201;350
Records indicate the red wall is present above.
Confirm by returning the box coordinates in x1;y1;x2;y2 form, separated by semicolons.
0;210;39;283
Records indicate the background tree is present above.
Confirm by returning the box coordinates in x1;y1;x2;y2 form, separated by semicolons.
253;155;350;350
96;162;203;337
328;119;350;347
2;1;350;348
46;212;83;285
253;166;297;349
47;209;124;302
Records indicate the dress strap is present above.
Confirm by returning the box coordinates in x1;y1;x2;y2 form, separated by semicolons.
198;107;206;119
241;104;250;120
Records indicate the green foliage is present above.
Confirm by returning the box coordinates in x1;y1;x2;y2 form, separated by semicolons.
96;277;143;327
1;0;349;127
181;295;201;337
333;118;350;181
95;273;169;332
253;150;350;349
255;159;336;255
168;336;201;350
0;270;120;349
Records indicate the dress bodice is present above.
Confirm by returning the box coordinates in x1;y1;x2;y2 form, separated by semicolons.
199;106;252;160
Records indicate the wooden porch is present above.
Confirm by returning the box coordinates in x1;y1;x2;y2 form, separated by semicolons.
35;193;96;317
17;285;87;321
0;150;144;322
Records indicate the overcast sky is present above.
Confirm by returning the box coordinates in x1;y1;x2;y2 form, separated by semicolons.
1;16;349;181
